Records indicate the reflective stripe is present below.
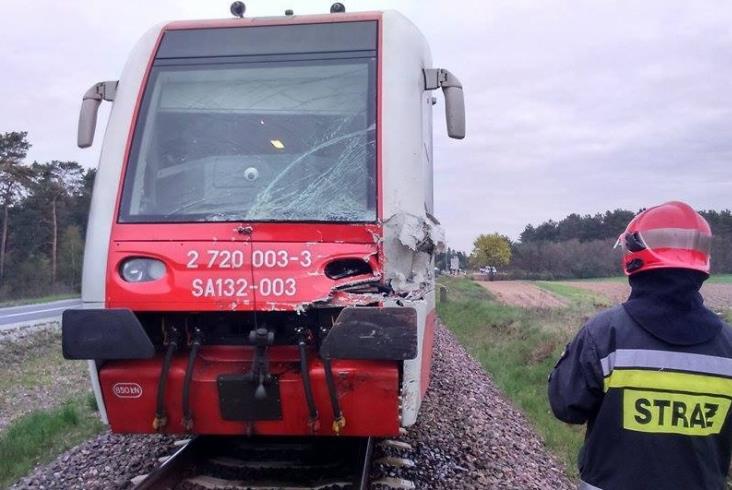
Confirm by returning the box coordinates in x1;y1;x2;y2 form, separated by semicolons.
600;349;732;378
604;369;732;395
579;481;603;490
600;351;616;376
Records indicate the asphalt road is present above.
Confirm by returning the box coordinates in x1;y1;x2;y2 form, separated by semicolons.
0;298;82;330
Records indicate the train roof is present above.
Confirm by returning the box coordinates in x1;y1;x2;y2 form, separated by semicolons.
163;11;386;31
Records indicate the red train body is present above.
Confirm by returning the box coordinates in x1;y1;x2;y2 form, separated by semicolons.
63;7;464;438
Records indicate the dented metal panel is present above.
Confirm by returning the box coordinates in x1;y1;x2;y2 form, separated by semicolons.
320;307;418;360
383;213;445;295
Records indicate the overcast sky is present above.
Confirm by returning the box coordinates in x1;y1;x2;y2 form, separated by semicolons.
2;0;732;251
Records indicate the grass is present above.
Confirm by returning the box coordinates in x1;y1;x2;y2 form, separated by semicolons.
535;281;611;307
0;396;104;487
438;276;593;480
0;329;95;486
0;293;78;308
0;329;89;406
573;276;626;283
708;274;732;284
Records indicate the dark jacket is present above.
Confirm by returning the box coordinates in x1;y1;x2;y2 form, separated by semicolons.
548;269;732;490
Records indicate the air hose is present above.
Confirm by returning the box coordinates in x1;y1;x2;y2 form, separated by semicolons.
153;327;178;431
323;358;346;435
182;328;202;432
297;334;319;432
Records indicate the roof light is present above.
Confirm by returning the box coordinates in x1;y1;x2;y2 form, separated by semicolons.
270;139;285;150
330;3;346;13
230;2;246;18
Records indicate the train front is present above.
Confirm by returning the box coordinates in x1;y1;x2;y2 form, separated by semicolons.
64;9;464;437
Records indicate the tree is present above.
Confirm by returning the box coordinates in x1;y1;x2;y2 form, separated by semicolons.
470;233;512;269
67;168;96;233
31;161;84;283
58;225;84;289
0;131;33;283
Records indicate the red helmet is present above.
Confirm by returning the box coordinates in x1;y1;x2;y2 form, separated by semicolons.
617;201;712;275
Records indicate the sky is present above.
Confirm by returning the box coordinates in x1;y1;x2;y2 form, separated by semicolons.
2;0;732;252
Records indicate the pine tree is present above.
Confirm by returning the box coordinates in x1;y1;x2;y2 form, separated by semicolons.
0;131;33;284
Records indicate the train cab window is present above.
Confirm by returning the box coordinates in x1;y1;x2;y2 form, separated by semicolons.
119;57;377;223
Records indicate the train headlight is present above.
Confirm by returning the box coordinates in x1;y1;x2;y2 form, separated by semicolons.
120;258;166;283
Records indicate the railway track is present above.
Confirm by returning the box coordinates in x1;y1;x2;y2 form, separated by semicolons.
133;436;379;490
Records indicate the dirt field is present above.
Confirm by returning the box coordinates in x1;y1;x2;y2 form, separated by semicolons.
559;281;732;311
478;281;567;308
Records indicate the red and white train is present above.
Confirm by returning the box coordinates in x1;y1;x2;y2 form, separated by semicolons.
63;3;464;438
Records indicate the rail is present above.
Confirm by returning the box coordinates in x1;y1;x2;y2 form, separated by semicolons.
133;435;374;490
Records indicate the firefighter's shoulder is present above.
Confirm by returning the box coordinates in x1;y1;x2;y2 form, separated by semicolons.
579;304;625;343
552;306;622;373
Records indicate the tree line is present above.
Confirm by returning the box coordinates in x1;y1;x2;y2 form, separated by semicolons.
0;132;93;300
508;208;732;279
518;208;732;244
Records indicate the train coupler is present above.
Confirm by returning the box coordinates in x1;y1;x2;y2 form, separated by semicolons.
246;327;275;399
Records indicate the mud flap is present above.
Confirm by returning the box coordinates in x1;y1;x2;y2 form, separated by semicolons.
62;309;154;360
320;307;418;360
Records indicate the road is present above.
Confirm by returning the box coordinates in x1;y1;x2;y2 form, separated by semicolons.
0;298;82;330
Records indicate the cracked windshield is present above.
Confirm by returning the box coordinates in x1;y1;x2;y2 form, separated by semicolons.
119;58;376;223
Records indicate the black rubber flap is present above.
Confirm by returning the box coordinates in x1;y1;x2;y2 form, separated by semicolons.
62;309;155;360
320;307;418;360
217;374;282;421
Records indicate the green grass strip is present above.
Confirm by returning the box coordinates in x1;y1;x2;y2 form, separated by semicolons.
0;396;104;487
535;281;590;301
708;274;732;284
535;281;611;307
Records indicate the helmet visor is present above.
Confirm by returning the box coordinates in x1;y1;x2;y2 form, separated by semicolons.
617;228;712;255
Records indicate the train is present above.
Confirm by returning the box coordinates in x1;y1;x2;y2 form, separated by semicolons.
62;3;465;439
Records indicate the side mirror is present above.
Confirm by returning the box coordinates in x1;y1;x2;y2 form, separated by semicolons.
78;81;118;148
423;68;465;139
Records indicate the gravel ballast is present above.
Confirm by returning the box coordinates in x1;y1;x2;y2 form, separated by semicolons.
401;323;574;489
11;323;573;489
11;434;177;489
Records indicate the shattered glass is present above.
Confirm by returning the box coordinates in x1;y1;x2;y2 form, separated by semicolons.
120;59;376;223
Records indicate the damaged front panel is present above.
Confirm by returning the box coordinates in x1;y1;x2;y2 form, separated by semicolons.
320;307;418;360
382;212;445;296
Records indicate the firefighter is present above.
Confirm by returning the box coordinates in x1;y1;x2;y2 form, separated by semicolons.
548;201;732;490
